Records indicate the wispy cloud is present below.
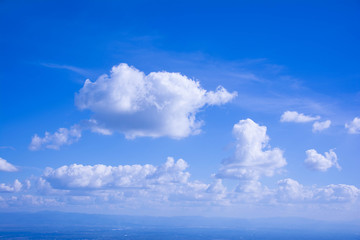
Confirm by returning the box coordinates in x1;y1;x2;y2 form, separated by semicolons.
40;63;90;76
0;146;15;151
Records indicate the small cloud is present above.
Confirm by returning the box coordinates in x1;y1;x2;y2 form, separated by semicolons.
0;157;18;172
305;149;341;172
280;111;320;123
345;117;360;134
0;179;22;193
217;119;287;183
312;120;331;132
277;178;311;202
29;125;82;151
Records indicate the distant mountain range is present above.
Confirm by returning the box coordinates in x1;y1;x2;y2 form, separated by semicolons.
0;211;359;231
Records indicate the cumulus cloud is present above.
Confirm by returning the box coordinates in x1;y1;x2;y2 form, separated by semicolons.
345;117;360;134
305;149;341;172
0;157;18;172
277;178;312;202
312;120;331;132
217;119;286;186
315;184;360;202
29;125;82;151
0;179;22;192
43;157;190;189
280;111;320;123
75;63;237;139
276;178;360;203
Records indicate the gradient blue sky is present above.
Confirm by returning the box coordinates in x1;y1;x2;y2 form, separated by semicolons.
0;0;359;220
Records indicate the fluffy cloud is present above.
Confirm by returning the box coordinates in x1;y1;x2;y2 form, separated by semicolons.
43;157;190;189
280;111;320;123
0;157;18;172
277;178;312;202
217;119;286;185
345;117;360;134
305;149;340;172
0;179;22;193
29;125;82;151
312;120;331;132
315;184;360;202
276;178;360;203
75;63;237;139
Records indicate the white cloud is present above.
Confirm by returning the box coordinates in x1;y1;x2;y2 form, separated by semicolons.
217;119;286;183
312;120;331;132
0;179;22;193
29;125;82;151
43;157;190;189
276;178;360;203
277;178;312;202
305;149;341;172
315;184;360;202
280;111;320;123
0;157;18;172
75;63;237;139
345;117;360;134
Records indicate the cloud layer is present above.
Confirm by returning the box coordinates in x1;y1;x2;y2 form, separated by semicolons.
75;63;237;139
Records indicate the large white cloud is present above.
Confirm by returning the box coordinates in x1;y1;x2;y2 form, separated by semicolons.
345;117;360;134
217;119;287;187
29;125;82;151
312;120;331;132
75;63;237;139
0;157;18;172
280;111;320;123
305;149;340;172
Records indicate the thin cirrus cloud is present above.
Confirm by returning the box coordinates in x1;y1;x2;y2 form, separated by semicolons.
304;149;341;172
0;157;18;172
280;111;320;123
217;118;287;192
345;117;360;134
30;63;237;150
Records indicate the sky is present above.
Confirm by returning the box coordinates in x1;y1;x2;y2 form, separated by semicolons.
0;0;359;220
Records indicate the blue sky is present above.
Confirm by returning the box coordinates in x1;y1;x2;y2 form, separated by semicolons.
0;0;359;220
